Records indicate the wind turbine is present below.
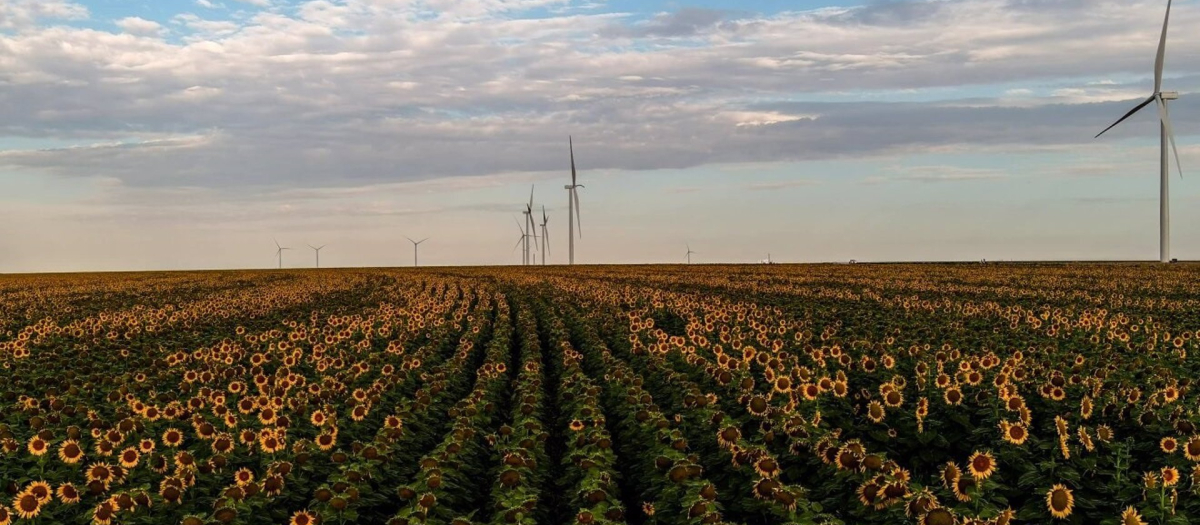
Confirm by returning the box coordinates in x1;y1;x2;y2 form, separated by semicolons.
686;243;696;265
406;237;428;267
513;216;530;265
565;137;584;265
308;244;326;268
1095;0;1182;263
273;239;291;269
523;186;536;266
540;206;550;265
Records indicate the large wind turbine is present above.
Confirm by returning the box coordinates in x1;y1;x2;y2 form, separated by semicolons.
273;239;291;269
406;237;428;267
308;244;326;268
540;206;550;265
686;244;696;265
1095;0;1183;263
564;137;584;265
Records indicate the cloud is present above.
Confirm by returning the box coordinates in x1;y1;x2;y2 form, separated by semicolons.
116;17;165;37
0;0;87;30
605;8;734;38
864;166;1009;184
0;0;1197;198
745;180;820;191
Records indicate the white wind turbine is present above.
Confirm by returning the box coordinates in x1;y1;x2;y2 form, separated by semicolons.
273;239;291;269
1095;0;1183;263
406;237;428;267
565;137;584;265
512;216;531;265
540;206;550;265
523;186;536;266
308;244;326;269
686;243;696;265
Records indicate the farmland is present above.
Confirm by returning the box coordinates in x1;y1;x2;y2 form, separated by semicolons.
1;264;1199;525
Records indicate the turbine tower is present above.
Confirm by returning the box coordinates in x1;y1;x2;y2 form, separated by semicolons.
1095;0;1182;263
308;244;325;269
273;239;290;269
406;237;428;267
540;206;551;265
686;244;696;265
565;137;584;265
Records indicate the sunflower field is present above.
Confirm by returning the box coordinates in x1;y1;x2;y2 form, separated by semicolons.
2;264;1199;525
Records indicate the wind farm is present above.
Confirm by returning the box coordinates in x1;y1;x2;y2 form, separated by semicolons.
3;1;1200;525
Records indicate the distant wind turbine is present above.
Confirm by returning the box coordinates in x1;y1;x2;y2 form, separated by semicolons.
523;186;536;266
406;237;428;267
686;244;696;265
540;206;550;265
513;216;530;264
308;244;326;269
564;137;584;265
1094;0;1182;263
273;239;291;269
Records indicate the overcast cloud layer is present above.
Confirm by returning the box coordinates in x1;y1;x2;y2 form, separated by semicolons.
0;0;1198;270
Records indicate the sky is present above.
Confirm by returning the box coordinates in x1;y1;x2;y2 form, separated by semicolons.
1;0;1199;271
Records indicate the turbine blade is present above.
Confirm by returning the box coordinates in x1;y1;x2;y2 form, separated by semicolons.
1095;95;1156;138
573;189;582;237
1158;96;1184;178
513;236;524;252
569;136;577;186
1155;0;1173;92
419;238;428;244
529;185;535;207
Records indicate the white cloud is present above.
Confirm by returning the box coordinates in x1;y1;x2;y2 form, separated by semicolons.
0;0;87;30
116;17;165;37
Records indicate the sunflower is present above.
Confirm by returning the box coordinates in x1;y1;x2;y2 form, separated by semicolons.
316;432;336;451
0;504;10;525
59;439;85;464
866;401;886;423
57;483;81;504
25;481;51;503
290;510;318;525
941;462;961;489
86;463;114;485
569;420;585;431
943;387;963;406
967;451;996;480
905;488;938;517
1184;435;1200;461
119;447;140;469
856;480;881;508
27;436;48;457
1120;506;1148;525
746;395;769;416
159;482;183;504
12;493;40;520
162;429;184;448
1161;466;1179;486
1045;484;1074;519
920;508;956;525
1000;421;1028;445
952;476;975;502
234;468;255;487
1161;437;1178;454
